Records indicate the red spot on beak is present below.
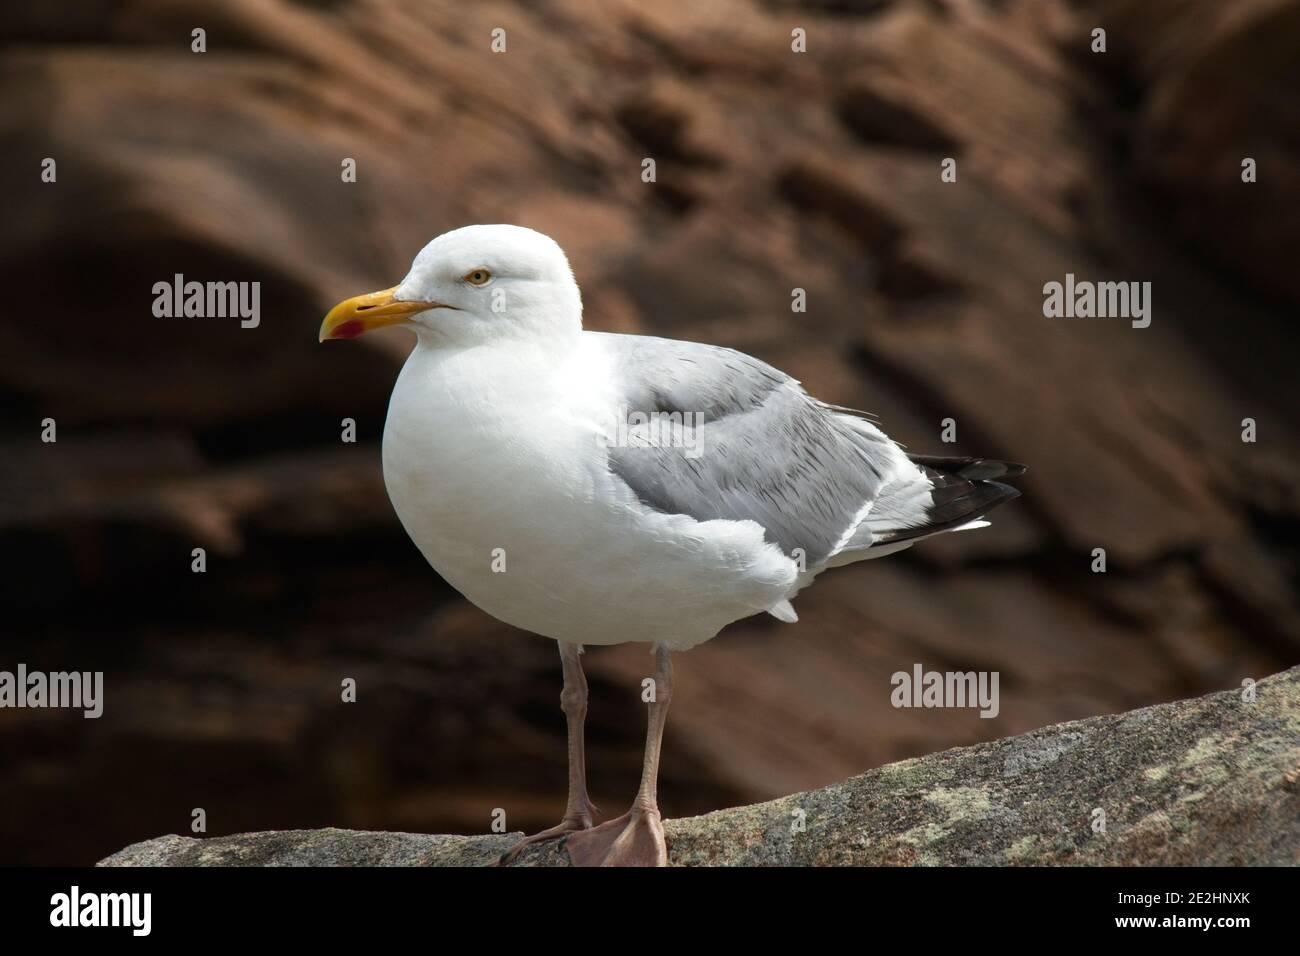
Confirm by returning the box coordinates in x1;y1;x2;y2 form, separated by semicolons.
333;320;365;339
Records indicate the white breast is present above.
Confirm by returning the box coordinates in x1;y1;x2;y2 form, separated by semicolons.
380;335;794;649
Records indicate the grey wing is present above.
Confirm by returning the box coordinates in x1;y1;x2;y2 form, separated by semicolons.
599;333;916;567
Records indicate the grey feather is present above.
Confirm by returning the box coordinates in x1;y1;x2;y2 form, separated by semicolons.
598;333;913;567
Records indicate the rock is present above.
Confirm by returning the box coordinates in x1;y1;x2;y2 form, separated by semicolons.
99;666;1300;866
1084;0;1300;307
99;829;513;868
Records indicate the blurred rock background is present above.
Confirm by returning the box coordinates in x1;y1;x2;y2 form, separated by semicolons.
0;0;1296;864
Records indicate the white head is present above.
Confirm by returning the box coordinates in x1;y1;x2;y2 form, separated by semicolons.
319;224;582;347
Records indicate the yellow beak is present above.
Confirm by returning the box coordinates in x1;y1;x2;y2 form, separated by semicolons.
318;286;444;342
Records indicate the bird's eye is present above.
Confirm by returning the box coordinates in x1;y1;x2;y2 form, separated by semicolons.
463;268;492;286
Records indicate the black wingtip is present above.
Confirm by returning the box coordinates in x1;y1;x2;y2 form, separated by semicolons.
908;454;1027;482
870;474;1021;546
984;479;1021;504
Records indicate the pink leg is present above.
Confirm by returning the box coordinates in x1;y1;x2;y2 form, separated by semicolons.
496;642;599;864
565;644;672;867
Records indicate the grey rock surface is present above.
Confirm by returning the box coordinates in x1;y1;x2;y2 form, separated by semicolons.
101;666;1300;866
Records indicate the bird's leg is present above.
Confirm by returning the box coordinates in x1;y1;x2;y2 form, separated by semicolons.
565;644;672;867
495;642;599;865
556;641;600;827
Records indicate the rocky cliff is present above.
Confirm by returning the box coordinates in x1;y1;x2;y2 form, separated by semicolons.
101;666;1300;866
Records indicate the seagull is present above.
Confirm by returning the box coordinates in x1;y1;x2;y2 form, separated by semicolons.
319;224;1024;866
